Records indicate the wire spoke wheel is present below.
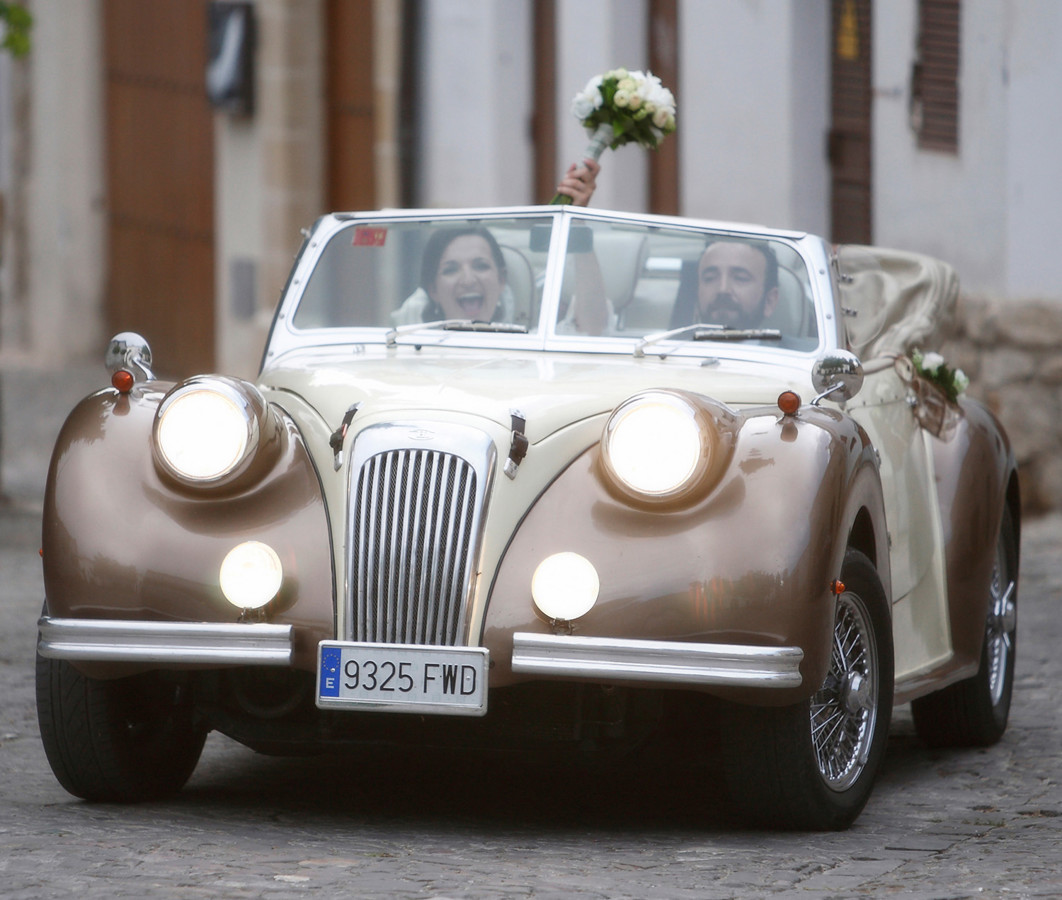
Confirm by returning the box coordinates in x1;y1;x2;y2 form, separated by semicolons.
985;539;1017;706
810;590;879;791
719;549;892;830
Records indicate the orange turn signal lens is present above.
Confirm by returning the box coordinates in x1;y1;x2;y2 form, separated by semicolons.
111;369;135;394
777;391;801;416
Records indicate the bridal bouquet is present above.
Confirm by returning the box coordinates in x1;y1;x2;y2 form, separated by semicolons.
551;67;677;204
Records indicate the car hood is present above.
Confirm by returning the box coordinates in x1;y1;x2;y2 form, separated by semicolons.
260;347;810;443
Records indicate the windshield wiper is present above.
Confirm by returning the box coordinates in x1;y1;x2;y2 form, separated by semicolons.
694;327;781;342
385;319;527;346
442;320;528;334
634;323;780;357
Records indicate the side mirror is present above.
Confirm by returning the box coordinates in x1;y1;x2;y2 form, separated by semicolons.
105;332;155;383
812;350;864;405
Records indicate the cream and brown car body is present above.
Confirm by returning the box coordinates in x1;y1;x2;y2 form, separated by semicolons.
36;207;1019;827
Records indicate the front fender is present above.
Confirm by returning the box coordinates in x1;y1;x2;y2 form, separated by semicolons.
42;386;335;674
484;406;886;704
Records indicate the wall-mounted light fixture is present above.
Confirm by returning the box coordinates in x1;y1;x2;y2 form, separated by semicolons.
207;1;255;116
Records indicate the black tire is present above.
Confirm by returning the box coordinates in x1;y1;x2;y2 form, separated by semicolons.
911;505;1018;748
720;549;894;830
36;652;207;802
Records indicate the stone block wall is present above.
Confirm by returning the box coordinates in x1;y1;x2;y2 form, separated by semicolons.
941;296;1062;515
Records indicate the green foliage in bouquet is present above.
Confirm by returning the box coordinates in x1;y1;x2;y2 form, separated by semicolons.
912;349;970;404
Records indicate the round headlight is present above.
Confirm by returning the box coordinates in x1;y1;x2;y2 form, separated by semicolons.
153;377;269;486
532;552;600;622
602;392;706;500
220;541;284;610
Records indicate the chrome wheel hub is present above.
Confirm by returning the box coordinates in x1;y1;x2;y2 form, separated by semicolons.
985;538;1017;706
810;592;879;792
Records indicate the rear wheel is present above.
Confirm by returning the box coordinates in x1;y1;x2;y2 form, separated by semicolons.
911;505;1018;747
36;652;207;802
720;549;893;830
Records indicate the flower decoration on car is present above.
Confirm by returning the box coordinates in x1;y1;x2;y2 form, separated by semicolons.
551;67;677;204
911;349;969;403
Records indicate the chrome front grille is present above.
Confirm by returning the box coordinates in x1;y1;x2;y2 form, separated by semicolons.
346;423;496;647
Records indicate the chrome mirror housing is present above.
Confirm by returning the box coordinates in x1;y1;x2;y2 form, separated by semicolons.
105;332;155;383
812;350;864;405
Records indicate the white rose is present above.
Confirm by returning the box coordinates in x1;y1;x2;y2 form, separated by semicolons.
613;89;631;108
571;88;601;121
645;79;675;115
921;352;945;374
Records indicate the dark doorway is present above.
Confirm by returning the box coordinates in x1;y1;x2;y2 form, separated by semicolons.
829;0;872;244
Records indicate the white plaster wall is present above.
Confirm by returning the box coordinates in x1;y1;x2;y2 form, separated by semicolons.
1003;0;1062;300
555;0;647;211
419;0;533;207
873;0;1061;302
873;2;1009;295
788;1;830;236
678;0;829;233
214;116;263;379
11;0;105;359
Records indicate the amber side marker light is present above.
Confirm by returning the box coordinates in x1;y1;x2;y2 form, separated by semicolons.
831;579;846;595
111;369;135;394
777;391;801;416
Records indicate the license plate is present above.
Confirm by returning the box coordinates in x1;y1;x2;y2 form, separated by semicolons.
316;642;488;717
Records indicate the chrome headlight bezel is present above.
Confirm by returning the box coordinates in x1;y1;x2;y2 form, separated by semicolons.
599;390;737;507
152;376;277;489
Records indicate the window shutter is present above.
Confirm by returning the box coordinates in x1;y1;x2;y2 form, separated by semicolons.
912;0;961;153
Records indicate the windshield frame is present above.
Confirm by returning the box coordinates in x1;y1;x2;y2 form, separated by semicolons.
263;206;836;370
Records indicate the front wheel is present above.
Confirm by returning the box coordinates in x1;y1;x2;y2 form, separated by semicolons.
720;549;894;830
911;505;1018;747
36;652;207;802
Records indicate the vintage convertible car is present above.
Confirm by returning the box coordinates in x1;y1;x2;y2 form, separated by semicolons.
36;206;1019;829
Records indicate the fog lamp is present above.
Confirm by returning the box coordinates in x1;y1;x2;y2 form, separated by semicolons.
531;552;600;622
220;541;283;611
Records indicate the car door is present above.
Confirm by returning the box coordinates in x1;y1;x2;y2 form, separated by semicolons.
847;364;953;681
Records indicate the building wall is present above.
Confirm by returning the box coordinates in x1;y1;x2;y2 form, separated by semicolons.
0;0;105;363
418;0;534;207
555;0;648;211
1002;1;1062;300
874;0;1062;301
677;0;830;234
214;0;325;379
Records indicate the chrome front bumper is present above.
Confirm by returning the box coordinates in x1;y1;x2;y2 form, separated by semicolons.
38;617;294;666
511;632;803;687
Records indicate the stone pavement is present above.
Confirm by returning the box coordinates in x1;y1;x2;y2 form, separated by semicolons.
2;361;1061;897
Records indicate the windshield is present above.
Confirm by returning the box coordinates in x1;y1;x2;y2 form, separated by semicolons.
289;213;819;351
555;218;818;349
293;216;553;332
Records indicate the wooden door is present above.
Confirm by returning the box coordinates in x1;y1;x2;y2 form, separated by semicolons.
829;0;872;244
103;0;215;376
326;0;376;211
